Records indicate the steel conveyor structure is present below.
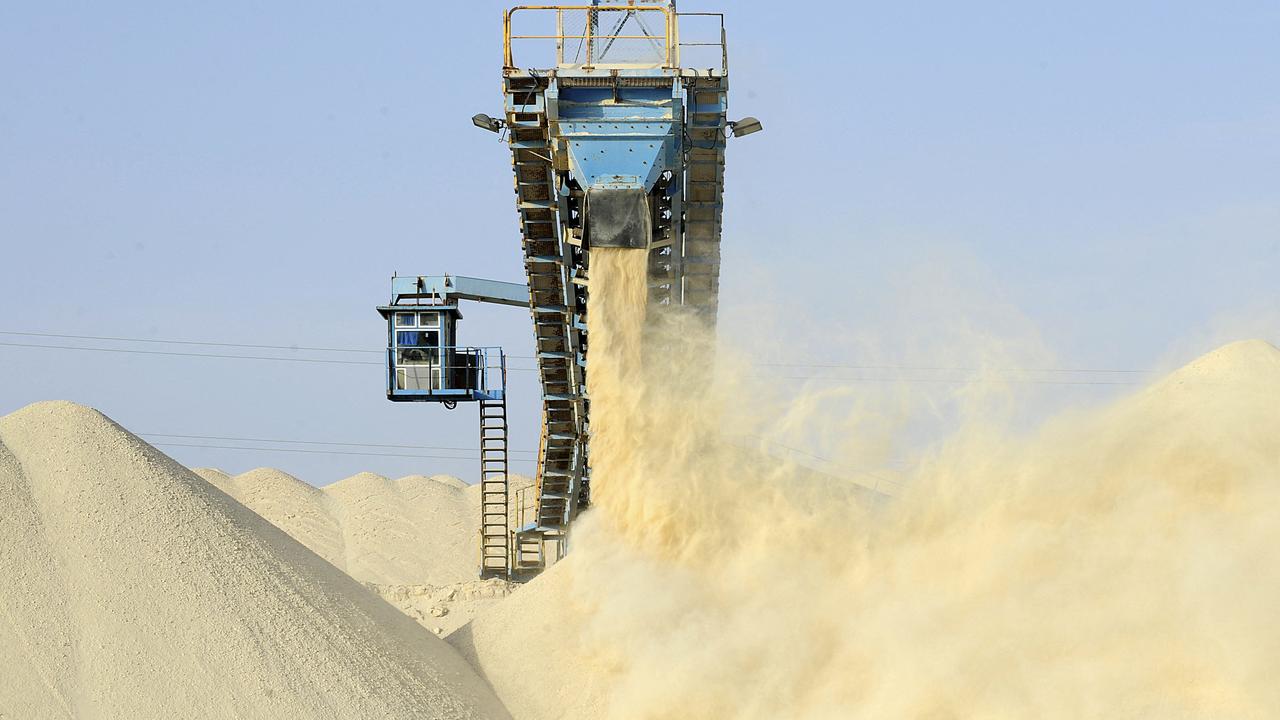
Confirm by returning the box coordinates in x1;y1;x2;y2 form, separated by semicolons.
479;1;758;574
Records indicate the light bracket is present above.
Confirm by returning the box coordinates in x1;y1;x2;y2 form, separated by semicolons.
472;113;506;133
729;116;763;138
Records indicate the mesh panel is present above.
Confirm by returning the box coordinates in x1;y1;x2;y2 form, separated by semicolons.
589;8;668;65
561;9;590;65
507;7;670;69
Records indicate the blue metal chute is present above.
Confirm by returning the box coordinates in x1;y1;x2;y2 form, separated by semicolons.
554;86;680;192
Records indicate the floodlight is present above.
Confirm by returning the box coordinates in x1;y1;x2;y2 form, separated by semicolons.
729;116;763;138
472;113;505;133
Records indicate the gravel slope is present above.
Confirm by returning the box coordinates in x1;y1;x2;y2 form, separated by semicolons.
0;401;511;720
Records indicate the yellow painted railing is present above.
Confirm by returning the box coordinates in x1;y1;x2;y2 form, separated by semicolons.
504;5;676;69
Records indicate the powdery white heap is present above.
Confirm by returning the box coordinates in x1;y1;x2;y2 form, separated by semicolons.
0;401;511;720
191;468;533;588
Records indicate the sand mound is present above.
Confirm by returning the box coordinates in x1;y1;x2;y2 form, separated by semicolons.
191;466;232;490
195;467;534;588
459;253;1280;719
187;463;535;638
325;471;474;585
221;467;347;571
421;473;471;490
452;561;596;720
0;401;510;719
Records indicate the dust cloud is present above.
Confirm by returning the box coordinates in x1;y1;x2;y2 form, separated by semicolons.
462;246;1280;719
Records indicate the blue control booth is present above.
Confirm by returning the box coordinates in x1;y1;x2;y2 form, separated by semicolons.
375;274;529;405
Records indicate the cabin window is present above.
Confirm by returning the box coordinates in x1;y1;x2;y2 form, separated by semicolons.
396;329;440;366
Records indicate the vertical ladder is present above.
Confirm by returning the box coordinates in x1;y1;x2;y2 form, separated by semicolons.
479;397;510;578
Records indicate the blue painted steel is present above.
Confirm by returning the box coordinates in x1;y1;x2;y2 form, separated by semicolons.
551;82;683;191
377;273;519;404
381;345;507;403
389;275;529;308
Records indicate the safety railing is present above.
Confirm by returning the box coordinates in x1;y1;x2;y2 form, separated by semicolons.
386;345;506;398
512;484;538;531
675;12;727;75
504;5;676;69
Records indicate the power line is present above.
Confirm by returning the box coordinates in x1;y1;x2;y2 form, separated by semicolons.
0;329;1154;376
0;330;382;354
151;442;536;464
0;340;381;365
760;374;1142;386
138;432;537;455
0;340;1141;381
144;431;885;491
0;341;542;371
147;435;878;487
0;330;540;361
734;435;905;491
756;361;1151;375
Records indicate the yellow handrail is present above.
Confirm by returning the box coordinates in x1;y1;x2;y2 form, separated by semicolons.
504;5;675;69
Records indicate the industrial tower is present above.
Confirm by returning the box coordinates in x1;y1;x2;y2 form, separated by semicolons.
378;1;758;579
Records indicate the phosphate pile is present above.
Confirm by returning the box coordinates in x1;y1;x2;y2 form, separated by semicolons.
0;401;511;720
190;467;531;633
193;467;484;585
455;247;1280;719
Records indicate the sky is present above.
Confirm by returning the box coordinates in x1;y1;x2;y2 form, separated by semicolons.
1;1;1277;485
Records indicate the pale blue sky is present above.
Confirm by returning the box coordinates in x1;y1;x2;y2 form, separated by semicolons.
1;1;1277;483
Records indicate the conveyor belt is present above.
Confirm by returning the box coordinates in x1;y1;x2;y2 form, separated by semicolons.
504;74;590;550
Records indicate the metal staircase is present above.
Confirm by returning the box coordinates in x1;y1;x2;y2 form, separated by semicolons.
514;531;547;574
504;74;591;545
479;396;511;577
681;76;729;318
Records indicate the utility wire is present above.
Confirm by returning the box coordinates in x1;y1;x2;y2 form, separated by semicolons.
0;341;1143;384
755;360;1151;375
0;330;1152;382
762;375;1142;386
0;330;539;360
0;330;382;354
0;340;381;365
151;441;535;463
0;333;1152;376
0;341;541;371
0;340;1138;385
147;435;875;486
139;432;537;455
